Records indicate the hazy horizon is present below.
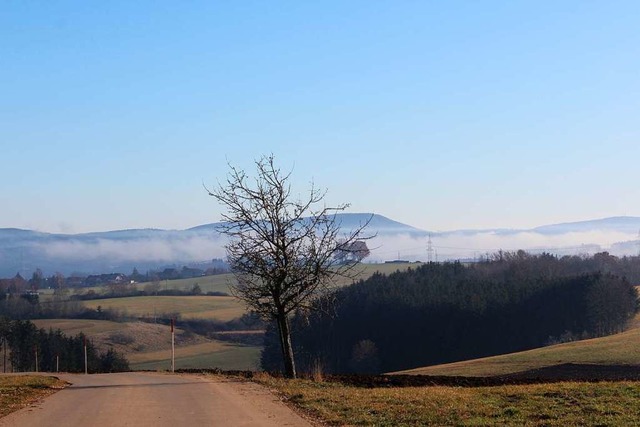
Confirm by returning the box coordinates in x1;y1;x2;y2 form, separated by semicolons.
2;212;639;277
4;212;640;235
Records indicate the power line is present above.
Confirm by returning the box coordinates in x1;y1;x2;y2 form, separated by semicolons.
426;234;434;263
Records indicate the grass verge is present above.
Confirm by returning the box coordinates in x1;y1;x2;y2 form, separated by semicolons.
255;375;640;426
0;376;67;418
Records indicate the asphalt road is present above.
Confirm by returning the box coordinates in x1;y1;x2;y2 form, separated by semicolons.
0;372;313;427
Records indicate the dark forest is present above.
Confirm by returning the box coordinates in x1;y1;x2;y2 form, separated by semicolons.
262;252;639;374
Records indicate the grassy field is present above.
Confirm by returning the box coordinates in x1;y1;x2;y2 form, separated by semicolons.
255;376;640;426
82;295;246;321
28;263;419;374
32;319;128;335
140;275;234;294
42;263;421;301
130;262;420;295
0;376;67;418
53;262;419;299
28;318;261;371
132;344;261;371
72;263;419;322
393;313;640;377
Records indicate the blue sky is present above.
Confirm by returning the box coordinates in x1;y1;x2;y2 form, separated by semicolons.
2;1;639;233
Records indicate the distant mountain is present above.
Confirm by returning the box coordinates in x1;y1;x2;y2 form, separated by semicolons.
1;214;640;278
532;216;640;235
188;213;426;237
0;214;423;277
334;213;428;237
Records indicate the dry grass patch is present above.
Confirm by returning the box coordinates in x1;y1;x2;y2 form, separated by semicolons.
257;377;640;426
131;344;261;371
0;376;67;418
82;295;245;321
97;321;209;354
30;319;260;371
32;319;128;336
31;319;208;355
128;341;230;364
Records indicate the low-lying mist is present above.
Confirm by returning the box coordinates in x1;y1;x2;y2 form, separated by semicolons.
34;229;640;267
36;234;228;263
368;229;638;262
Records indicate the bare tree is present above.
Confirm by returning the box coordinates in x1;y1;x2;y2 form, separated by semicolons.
207;155;369;378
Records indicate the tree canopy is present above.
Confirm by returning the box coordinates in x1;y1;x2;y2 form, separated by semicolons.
262;252;639;375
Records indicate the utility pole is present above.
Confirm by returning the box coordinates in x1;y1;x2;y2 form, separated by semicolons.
83;336;88;375
34;346;38;373
171;318;175;373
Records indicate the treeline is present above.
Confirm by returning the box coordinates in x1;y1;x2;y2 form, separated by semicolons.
69;285;228;301
0;290;227;325
0;259;230;293
0;318;129;373
0;298;123;322
263;252;639;375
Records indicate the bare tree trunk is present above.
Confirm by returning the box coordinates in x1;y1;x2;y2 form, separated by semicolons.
276;313;296;378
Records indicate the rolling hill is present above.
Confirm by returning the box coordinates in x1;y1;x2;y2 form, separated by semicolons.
391;312;640;377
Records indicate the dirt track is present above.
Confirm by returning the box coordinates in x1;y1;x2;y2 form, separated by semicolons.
0;372;312;427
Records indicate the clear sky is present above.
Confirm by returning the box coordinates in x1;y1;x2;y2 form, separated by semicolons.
2;1;639;234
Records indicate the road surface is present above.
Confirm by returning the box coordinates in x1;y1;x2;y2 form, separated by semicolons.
0;372;313;427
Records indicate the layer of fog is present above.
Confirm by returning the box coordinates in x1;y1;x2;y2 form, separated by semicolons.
367;230;639;262
31;229;639;266
36;234;227;263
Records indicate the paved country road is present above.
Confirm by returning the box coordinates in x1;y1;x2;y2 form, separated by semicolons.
0;372;314;427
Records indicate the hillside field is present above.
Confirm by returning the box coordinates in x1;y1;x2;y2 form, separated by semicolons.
32;319;128;335
392;312;640;377
131;262;422;294
34;263;422;304
26;264;420;373
131;344;261;371
138;274;234;294
32;318;262;371
82;295;245;321
69;262;421;322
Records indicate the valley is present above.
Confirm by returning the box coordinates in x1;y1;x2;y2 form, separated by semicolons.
27;263;420;372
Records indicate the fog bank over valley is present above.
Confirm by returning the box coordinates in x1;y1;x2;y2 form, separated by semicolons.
1;214;640;277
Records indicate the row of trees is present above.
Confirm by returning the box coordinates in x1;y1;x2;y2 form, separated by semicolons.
261;253;638;375
0;318;129;373
0;296;123;321
0;260;231;295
